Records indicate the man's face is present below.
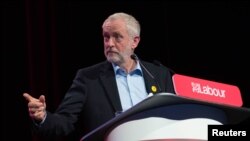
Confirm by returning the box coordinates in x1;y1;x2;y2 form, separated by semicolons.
102;19;138;65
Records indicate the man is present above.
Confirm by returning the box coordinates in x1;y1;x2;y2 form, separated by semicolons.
23;12;175;141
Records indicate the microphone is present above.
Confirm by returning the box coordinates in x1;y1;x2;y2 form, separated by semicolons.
131;54;162;94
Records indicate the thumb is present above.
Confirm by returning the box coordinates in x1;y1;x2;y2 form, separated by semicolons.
39;95;46;104
23;93;35;102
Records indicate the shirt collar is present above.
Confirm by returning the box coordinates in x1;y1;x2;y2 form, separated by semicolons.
112;61;143;76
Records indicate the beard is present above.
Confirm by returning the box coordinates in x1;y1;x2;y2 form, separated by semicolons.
106;51;124;65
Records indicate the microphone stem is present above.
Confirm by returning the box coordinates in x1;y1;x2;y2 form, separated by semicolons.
131;54;162;93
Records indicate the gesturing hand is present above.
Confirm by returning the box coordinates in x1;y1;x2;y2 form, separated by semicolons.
23;93;47;122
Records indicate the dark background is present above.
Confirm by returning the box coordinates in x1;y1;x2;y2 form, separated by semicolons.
2;0;250;140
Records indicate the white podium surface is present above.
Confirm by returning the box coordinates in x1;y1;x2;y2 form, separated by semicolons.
105;104;225;141
106;117;222;141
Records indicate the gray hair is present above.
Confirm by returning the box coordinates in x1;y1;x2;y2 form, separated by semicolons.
103;12;141;37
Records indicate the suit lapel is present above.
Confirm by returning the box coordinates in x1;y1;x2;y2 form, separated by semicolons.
141;62;160;94
143;69;155;94
99;62;122;113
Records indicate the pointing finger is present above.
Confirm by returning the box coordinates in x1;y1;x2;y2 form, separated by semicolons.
23;93;36;102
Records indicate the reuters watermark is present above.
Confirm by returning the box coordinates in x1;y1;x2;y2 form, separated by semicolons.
208;125;248;140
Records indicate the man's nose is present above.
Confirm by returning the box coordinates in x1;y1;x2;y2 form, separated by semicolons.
107;38;115;46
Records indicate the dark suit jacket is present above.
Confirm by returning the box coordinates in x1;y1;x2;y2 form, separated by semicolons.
34;60;175;141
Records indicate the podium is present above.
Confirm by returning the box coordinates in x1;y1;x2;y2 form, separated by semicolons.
80;93;250;141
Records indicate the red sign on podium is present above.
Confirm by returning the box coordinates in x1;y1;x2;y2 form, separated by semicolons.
172;74;243;107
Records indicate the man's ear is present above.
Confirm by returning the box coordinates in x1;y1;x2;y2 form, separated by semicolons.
132;36;140;50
